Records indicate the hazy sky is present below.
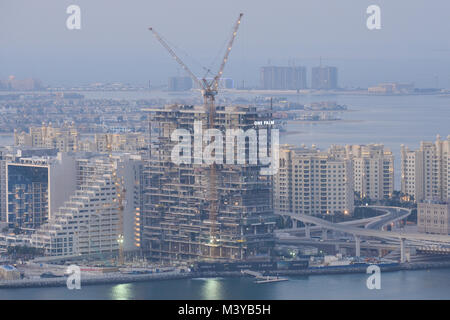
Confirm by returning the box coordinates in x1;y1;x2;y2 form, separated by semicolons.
1;0;450;87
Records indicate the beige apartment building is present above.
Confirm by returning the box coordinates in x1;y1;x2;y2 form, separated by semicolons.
14;124;147;153
401;135;450;202
418;201;450;235
329;144;394;201
274;145;354;216
14;123;79;152
94;133;146;152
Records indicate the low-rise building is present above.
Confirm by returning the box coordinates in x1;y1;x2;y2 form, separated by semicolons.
0;265;21;280
14;124;147;154
368;82;414;94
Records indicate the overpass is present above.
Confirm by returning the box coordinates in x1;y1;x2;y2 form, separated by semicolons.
276;208;392;236
363;206;412;230
277;207;450;263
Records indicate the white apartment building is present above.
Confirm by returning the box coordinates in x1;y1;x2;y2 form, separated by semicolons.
401;135;450;202
30;153;143;257
31;176;120;256
418;200;450;235
330;144;394;201
274;145;354;216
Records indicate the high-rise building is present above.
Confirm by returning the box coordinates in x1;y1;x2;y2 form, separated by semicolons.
260;66;307;90
311;66;338;90
0;147;58;223
168;77;193;91
2;152;77;230
329;144;394;200
274;145;354;216
192;78;235;90
143;104;278;261
222;78;234;89
418;200;450;235
401;135;450;202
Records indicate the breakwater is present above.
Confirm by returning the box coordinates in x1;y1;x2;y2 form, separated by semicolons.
0;271;191;289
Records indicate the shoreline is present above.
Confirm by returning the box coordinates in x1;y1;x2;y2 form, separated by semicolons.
1;260;449;290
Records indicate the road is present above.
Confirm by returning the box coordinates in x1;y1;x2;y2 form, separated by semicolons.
363;206;411;230
280;208;450;244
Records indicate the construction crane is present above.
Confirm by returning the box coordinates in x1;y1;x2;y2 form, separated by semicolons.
106;134;126;265
149;13;243;257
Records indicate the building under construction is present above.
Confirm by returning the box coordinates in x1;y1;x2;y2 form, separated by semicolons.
142;104;278;262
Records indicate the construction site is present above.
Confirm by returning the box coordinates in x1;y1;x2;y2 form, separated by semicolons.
141;13;278;262
142;104;278;262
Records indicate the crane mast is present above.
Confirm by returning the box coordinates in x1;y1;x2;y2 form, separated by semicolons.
149;13;243;258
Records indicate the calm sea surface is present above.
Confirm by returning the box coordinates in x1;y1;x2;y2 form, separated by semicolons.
0;268;449;300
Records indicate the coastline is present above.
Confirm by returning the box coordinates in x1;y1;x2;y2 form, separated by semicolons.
1;260;449;289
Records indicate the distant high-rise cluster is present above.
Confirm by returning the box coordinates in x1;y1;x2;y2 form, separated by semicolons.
192;78;234;90
260;65;338;90
168;76;193;91
311;66;338;90
260;66;307;90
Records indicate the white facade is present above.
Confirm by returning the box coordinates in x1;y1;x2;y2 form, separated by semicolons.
274;145;354;216
401;135;450;202
31;154;142;257
418;201;450;235
330;144;394;200
32;177;120;256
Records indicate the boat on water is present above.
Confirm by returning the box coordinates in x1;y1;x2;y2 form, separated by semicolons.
240;269;289;284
